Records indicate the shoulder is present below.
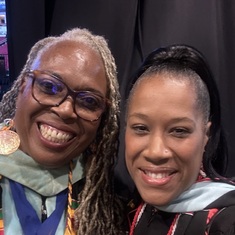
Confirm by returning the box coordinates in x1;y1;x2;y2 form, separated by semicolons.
208;206;235;235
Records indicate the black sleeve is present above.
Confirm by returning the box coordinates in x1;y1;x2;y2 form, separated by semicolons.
208;206;235;235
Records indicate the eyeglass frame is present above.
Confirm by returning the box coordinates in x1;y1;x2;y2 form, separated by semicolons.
24;69;110;122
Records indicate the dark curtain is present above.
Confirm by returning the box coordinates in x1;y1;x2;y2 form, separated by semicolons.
5;0;235;191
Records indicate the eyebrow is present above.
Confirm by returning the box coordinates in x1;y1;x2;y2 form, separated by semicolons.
128;113;195;124
128;113;148;119
46;70;106;97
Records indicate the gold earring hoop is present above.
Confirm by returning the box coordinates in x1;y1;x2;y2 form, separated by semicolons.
0;119;20;155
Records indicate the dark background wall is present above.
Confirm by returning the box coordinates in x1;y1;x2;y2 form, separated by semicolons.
5;0;235;190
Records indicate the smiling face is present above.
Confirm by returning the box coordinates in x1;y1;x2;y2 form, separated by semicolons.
14;40;107;168
125;72;211;206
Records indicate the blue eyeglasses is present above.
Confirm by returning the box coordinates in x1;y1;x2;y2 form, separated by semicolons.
25;70;109;121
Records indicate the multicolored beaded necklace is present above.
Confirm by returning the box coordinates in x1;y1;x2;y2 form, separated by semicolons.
0;119;79;234
0;161;78;235
129;201;180;235
128;176;225;235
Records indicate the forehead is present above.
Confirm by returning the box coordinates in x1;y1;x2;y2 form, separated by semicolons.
132;72;196;99
31;40;107;93
128;73;200;116
32;40;103;71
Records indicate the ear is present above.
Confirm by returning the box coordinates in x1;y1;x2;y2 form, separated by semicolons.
18;76;27;93
204;121;212;146
205;121;211;136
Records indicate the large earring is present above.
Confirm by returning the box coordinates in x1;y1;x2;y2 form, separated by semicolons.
0;119;20;155
199;167;207;178
198;161;207;180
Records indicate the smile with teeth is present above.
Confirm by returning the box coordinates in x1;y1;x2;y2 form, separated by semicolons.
143;170;173;179
39;124;74;143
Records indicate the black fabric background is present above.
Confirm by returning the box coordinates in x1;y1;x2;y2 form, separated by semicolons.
5;0;235;191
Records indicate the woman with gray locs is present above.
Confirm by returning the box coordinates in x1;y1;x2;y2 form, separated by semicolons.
0;28;124;234
125;44;235;235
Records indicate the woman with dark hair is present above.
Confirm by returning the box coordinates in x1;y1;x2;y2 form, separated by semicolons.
125;45;235;234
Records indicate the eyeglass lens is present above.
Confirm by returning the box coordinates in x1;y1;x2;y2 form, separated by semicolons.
29;70;106;121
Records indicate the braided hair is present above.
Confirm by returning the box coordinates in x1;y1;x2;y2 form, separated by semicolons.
0;28;124;234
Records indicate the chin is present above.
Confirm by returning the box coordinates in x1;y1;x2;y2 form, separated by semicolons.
140;192;173;207
33;157;66;169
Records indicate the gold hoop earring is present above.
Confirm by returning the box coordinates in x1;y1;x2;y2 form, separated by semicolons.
0;119;20;155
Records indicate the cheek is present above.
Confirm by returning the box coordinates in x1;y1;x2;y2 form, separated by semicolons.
89;124;100;140
15;87;34;116
80;122;102;154
125;131;135;159
176;133;205;162
179;141;204;181
125;130;144;165
14;93;29;121
14;84;42;137
83;120;101;144
16;81;33;110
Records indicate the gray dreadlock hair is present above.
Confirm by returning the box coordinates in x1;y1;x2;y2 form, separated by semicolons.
0;36;56;121
0;28;124;234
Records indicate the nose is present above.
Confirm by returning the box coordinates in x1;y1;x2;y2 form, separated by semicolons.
51;97;77;120
144;133;172;162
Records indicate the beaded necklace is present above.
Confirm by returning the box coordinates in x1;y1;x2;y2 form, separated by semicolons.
0;160;77;235
129;202;180;235
0;119;79;234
